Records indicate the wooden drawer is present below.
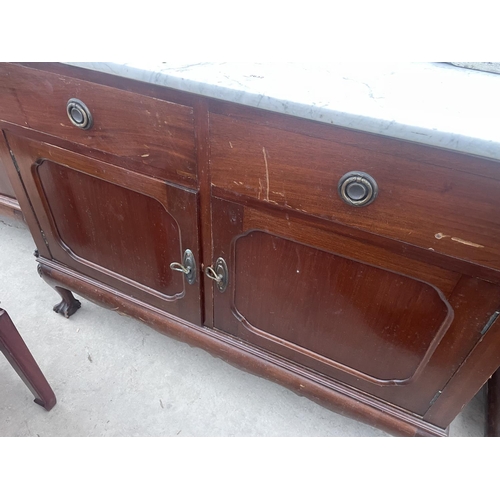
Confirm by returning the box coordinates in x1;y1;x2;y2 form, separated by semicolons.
210;112;500;272
0;64;196;184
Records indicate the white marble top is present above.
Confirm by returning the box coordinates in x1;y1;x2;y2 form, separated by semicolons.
65;62;500;162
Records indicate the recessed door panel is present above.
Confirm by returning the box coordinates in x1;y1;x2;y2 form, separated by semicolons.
232;230;452;384
38;160;184;299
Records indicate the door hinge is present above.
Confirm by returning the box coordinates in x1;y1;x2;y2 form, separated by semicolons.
40;229;50;250
480;310;500;336
429;391;442;406
8;148;21;174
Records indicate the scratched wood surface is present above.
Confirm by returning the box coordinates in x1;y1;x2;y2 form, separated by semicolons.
211;197;500;417
2;62;500;436
209;112;500;272
0;63;197;187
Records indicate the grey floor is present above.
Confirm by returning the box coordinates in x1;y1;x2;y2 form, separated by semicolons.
0;214;487;437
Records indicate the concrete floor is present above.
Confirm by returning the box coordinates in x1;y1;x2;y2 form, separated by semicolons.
0;214;487;437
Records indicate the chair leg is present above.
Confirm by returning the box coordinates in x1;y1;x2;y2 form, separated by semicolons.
0;309;56;411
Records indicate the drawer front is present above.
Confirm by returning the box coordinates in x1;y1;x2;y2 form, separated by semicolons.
210;113;500;272
0;64;197;185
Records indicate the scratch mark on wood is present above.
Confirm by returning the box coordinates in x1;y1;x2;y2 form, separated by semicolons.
262;146;270;201
434;233;450;240
229;141;233;148
141;153;150;157
258;179;263;200
451;237;484;248
435;232;484;248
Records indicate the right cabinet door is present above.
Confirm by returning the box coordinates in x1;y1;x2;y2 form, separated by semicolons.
211;197;500;415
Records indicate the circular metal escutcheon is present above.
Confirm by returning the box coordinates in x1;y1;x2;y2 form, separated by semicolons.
66;98;93;130
338;171;378;207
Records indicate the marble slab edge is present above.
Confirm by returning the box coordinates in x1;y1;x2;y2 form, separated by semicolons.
63;62;500;163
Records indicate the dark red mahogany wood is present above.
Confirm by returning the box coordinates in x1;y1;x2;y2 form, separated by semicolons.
1;61;500;437
209;113;500;273
0;154;15;198
4;132;202;326
0;154;24;222
210;197;500;417
0;308;56;411
0;63;197;188
36;256;446;436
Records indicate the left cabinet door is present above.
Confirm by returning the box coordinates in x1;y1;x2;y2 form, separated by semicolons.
0;148;23;221
0;154;16;199
5;133;202;325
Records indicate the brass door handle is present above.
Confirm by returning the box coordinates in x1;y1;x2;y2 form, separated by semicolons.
170;249;197;285
205;257;228;293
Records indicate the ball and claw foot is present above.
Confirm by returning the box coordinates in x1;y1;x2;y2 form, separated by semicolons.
37;265;82;319
53;297;81;318
52;286;82;318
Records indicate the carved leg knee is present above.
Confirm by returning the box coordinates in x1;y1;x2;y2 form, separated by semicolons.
36;263;82;318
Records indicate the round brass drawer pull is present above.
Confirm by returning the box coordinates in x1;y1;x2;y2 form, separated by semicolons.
338;171;378;207
66;98;93;130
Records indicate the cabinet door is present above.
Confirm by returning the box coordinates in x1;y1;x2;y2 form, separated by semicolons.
5;132;202;325
0;154;16;199
211;197;500;415
0;152;21;220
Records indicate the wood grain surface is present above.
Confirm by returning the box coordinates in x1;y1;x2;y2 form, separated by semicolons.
5;132;202;326
0;63;197;187
2;62;500;436
210;112;500;272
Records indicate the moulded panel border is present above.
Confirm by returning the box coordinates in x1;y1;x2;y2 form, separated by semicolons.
229;229;455;387
32;157;186;302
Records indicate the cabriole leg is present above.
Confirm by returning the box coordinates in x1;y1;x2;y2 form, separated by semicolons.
52;286;82;318
37;263;81;318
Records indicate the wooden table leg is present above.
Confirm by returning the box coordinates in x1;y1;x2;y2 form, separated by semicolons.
0;308;56;411
487;368;500;436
